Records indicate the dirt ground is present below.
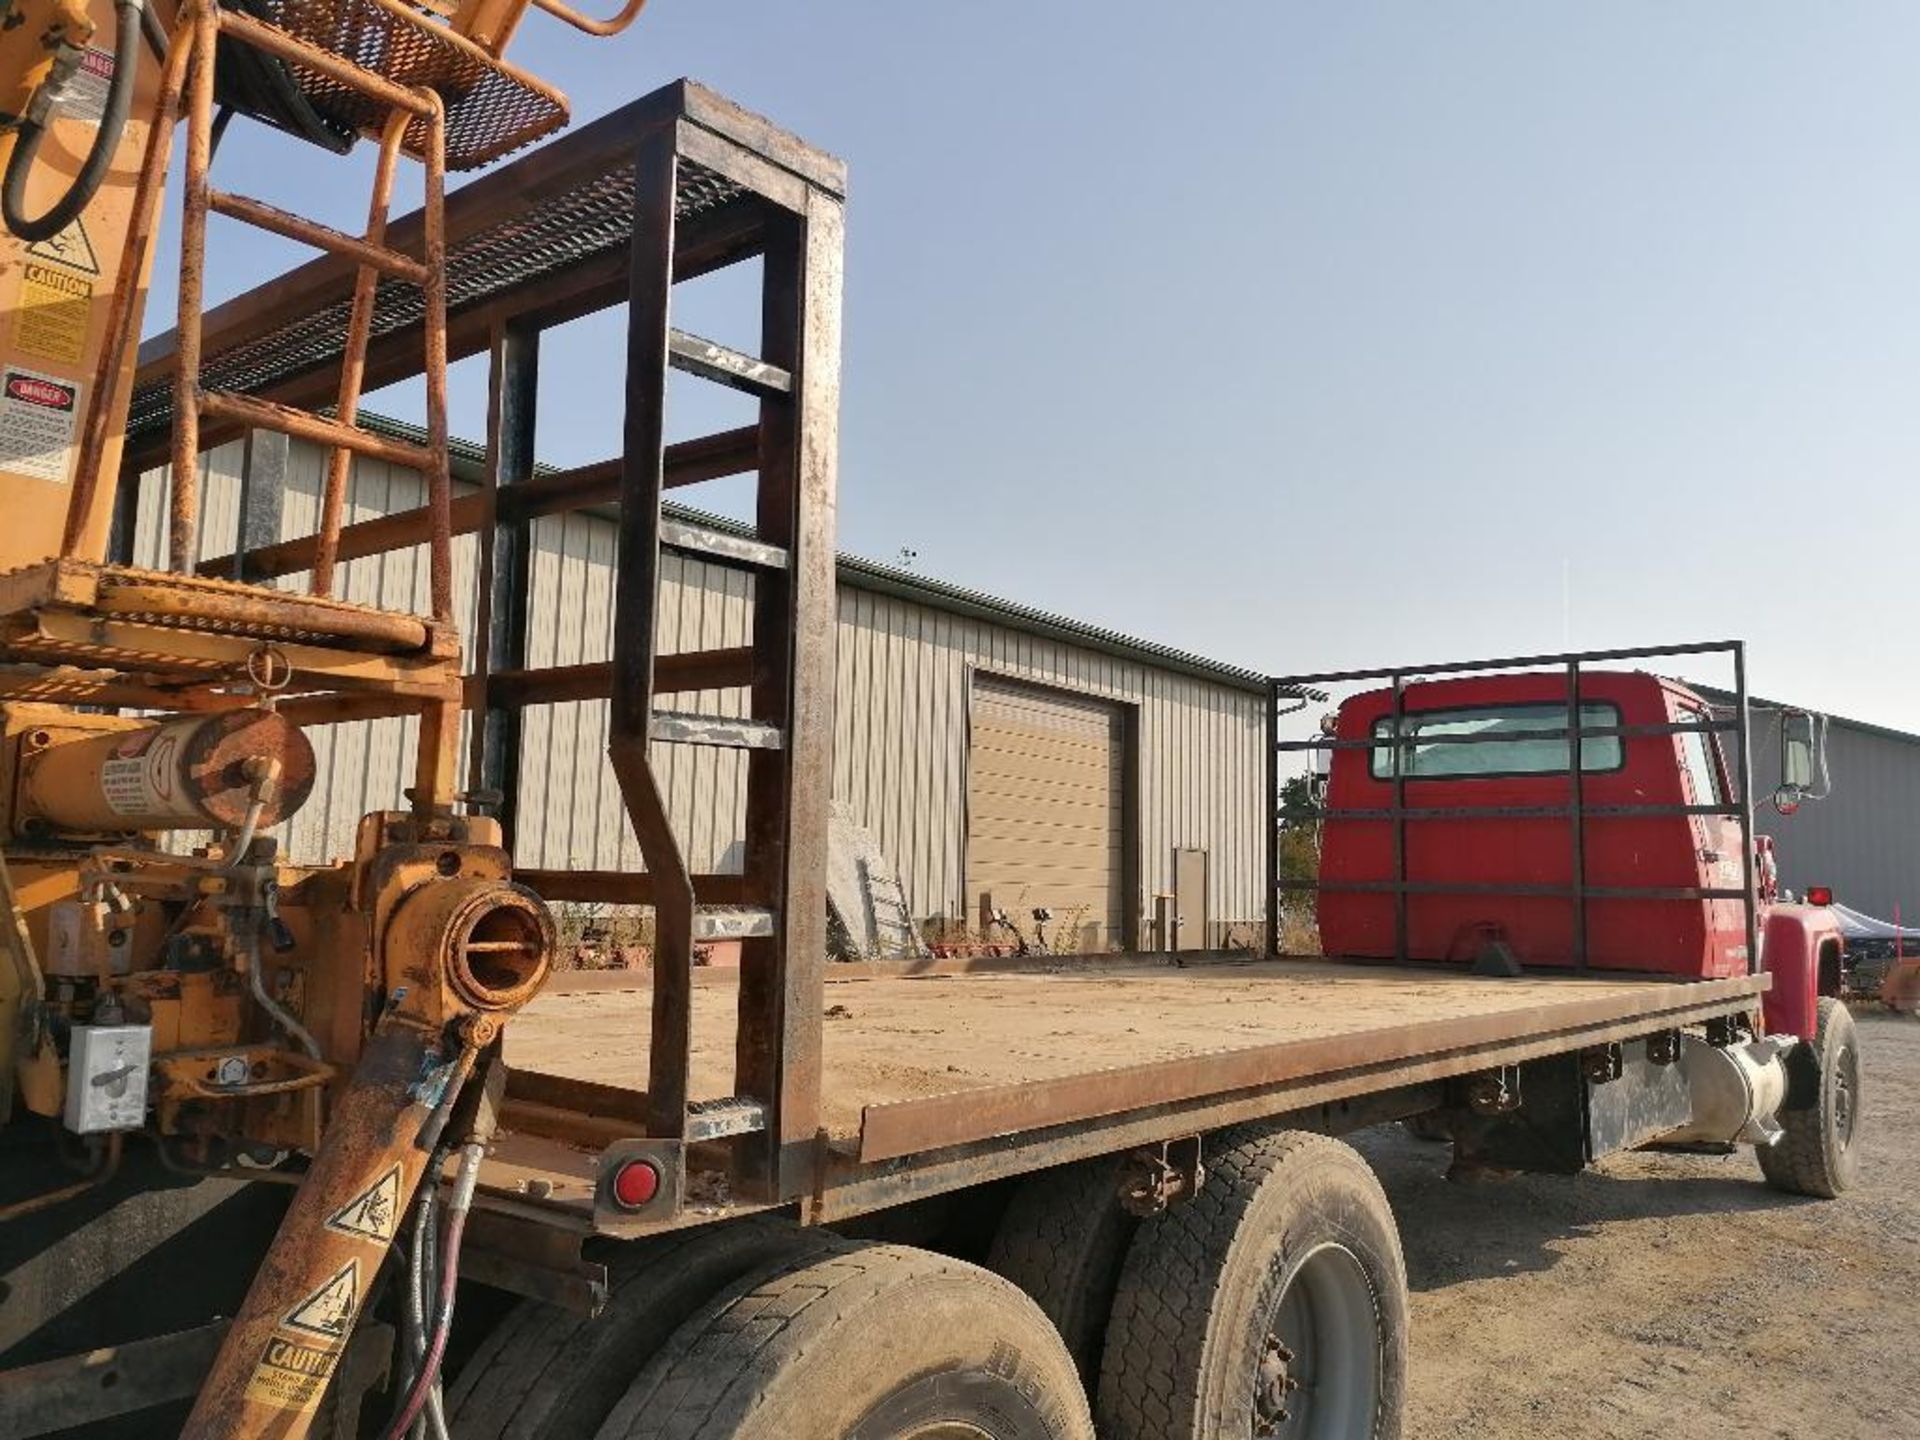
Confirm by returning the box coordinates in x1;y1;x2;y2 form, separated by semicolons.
1354;1009;1920;1440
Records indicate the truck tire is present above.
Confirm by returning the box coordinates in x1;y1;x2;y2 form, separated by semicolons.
1096;1127;1407;1440
598;1242;1096;1440
445;1216;843;1440
1759;996;1863;1199
986;1158;1138;1383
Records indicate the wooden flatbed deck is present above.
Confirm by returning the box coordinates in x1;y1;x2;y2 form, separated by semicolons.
484;956;1768;1225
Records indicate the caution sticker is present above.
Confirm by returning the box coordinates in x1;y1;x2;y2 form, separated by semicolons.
281;1260;359;1340
325;1164;403;1243
0;369;81;484
243;1334;339;1414
14;264;93;365
26;216;100;277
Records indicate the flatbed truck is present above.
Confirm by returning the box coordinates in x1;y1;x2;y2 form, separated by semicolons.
0;79;1862;1440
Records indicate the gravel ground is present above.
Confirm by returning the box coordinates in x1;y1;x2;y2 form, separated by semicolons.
1354;1009;1920;1440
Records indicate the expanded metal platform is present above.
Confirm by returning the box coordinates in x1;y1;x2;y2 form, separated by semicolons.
127;80;842;458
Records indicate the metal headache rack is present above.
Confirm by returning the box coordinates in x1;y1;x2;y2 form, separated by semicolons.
1268;639;1761;976
127;79;847;1208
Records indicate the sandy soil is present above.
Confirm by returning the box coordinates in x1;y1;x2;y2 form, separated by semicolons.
1354;1009;1920;1440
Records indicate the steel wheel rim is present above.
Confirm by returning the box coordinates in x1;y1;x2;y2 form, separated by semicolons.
1834;1040;1860;1147
1253;1242;1382;1438
894;1426;993;1440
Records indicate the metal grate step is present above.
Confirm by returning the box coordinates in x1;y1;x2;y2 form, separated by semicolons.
221;0;567;170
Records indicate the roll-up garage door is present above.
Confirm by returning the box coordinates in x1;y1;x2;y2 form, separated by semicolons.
966;678;1125;949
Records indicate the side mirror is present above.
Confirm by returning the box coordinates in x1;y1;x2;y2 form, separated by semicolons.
1780;711;1816;792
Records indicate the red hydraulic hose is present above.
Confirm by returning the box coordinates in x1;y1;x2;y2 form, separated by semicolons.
380;1140;483;1440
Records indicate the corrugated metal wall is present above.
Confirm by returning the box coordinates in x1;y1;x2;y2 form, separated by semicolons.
131;442;1268;941
834;585;1266;938
1744;709;1920;921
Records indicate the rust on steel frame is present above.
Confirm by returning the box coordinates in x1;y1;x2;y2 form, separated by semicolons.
129;77;851;1210
67;0;579;595
116;78;1783;1234
168;1;455;615
2;21;1779;1259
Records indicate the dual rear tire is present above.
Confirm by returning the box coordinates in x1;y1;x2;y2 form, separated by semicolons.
597;1244;1094;1440
985;1130;1407;1438
446;1216;847;1440
457;1126;1406;1440
1096;1129;1407;1440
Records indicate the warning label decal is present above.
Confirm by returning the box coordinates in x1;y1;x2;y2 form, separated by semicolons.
0;368;80;485
244;1335;339;1413
281;1260;359;1340
325;1164;403;1243
14;264;93;365
65;49;115;127
26;216;100;277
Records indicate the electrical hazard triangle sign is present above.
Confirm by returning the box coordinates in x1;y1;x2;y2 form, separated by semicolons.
282;1260;359;1340
325;1164;402;1243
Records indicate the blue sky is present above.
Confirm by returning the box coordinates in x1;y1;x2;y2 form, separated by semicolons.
161;3;1920;729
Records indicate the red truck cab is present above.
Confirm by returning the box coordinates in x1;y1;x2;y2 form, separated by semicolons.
1316;669;1842;1038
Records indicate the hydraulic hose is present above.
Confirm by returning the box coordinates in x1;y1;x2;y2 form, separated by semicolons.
382;1140;484;1440
242;926;323;1060
140;0;167;59
402;1137;455;1440
3;0;145;243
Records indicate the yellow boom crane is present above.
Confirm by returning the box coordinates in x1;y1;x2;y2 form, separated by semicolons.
0;2;647;1435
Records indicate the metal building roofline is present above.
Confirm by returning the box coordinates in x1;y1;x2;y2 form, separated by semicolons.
351;412;1283;698
830;551;1278;697
1694;684;1920;749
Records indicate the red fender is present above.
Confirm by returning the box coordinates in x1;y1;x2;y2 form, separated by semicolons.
1760;903;1844;1039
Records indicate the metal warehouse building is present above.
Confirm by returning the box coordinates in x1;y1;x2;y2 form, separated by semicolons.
124;429;1268;952
1735;700;1920;924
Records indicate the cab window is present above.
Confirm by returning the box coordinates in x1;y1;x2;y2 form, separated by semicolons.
1677;717;1726;805
1370;702;1624;780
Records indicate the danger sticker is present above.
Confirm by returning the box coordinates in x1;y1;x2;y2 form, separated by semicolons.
0;368;80;485
325;1164;403;1243
14;264;93;365
282;1260;359;1340
63;49;115;127
243;1335;339;1413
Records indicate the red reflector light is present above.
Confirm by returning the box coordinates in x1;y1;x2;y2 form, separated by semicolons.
611;1158;661;1209
1807;886;1833;906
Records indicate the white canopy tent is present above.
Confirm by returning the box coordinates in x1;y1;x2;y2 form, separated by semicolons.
1829;902;1920;943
